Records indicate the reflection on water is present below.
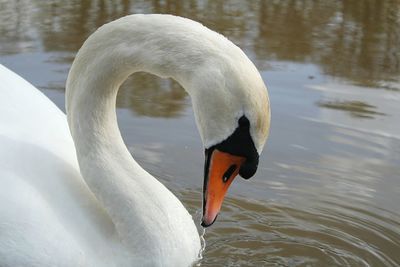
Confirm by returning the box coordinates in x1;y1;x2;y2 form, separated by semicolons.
1;0;399;88
257;0;400;87
118;73;188;117
317;100;385;119
1;0;400;266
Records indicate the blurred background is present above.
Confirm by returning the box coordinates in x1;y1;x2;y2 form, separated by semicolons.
1;1;400;266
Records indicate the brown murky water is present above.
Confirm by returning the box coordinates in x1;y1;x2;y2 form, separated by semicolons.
1;0;400;266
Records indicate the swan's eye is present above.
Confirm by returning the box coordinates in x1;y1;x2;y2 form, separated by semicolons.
222;164;237;183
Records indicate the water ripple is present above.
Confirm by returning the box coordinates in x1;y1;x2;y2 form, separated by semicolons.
182;192;400;267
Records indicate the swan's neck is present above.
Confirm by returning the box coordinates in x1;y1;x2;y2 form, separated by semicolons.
64;15;229;263
65;14;259;264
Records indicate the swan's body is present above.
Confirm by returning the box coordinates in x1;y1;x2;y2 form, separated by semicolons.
0;14;270;267
0;64;119;266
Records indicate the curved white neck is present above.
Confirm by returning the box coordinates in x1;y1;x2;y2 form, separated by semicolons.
65;14;265;264
65;14;241;264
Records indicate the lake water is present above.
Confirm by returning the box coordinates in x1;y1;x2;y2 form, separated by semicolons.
1;0;400;266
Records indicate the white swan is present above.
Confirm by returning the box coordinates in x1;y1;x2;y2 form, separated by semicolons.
0;14;270;267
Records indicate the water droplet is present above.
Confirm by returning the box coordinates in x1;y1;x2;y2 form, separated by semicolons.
195;227;206;266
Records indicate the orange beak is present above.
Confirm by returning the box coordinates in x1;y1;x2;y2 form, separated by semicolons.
201;149;246;227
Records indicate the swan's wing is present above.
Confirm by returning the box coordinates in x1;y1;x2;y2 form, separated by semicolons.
0;65;117;266
0;64;72;158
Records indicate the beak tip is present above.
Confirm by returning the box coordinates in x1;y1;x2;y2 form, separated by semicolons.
200;214;218;228
200;220;209;228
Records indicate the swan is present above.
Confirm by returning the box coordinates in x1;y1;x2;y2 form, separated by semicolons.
0;14;270;266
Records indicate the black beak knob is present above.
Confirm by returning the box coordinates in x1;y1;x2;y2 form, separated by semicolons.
239;156;258;179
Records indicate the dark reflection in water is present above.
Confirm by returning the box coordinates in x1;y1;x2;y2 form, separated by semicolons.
1;0;399;91
317;100;386;119
1;0;400;266
118;73;187;117
257;0;400;87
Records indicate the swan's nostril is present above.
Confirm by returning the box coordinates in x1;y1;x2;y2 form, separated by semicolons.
222;164;237;183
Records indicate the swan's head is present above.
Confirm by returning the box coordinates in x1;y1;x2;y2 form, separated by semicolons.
186;46;271;227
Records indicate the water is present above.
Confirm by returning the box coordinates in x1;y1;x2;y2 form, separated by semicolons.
1;0;400;266
196;227;207;265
